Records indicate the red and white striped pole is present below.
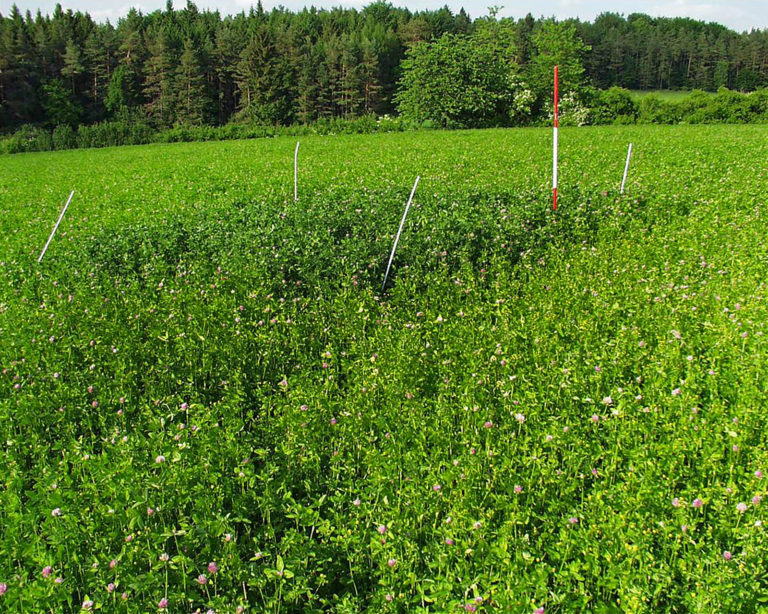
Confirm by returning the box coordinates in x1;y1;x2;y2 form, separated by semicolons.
553;65;559;211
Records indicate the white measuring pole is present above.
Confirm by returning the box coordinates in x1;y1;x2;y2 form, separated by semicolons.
381;176;420;293
620;143;633;194
294;141;300;201
38;190;74;263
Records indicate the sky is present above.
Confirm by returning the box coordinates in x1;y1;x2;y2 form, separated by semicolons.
1;0;767;32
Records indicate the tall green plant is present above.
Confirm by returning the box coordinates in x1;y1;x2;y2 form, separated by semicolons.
395;31;530;128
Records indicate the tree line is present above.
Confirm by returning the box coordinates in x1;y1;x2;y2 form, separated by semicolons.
1;1;767;132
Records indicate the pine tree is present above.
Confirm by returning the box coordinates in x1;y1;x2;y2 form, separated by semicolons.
175;38;208;124
235;25;282;122
0;7;40;124
62;38;84;93
143;27;176;125
213;23;241;123
83;25;118;120
42;77;82;125
314;42;334;119
322;34;344;117
105;63;138;112
339;34;363;117
294;37;322;123
118;8;145;70
359;40;381;114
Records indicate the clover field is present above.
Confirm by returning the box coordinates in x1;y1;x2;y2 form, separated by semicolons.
1;125;767;613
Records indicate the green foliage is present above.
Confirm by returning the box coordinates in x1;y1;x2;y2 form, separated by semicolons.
7;86;768;155
637;94;680;124
1;126;768;612
0;124;53;154
635;88;768;125
2;5;768;134
42;79;83;127
75;119;155;149
527;20;590;102
61;38;85;91
235;26;292;124
105;65;139;115
143;27;177;127
175;40;210;126
0;115;417;154
736;68;765;92
396;31;530;128
52;124;77;150
592;87;638;124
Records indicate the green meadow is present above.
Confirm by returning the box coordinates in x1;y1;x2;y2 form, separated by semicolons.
1;125;767;613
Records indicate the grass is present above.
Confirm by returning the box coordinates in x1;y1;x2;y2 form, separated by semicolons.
629;89;703;101
0;125;767;613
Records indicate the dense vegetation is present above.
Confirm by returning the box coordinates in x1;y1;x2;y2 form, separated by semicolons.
1;1;767;135
4;85;768;155
1;125;767;613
